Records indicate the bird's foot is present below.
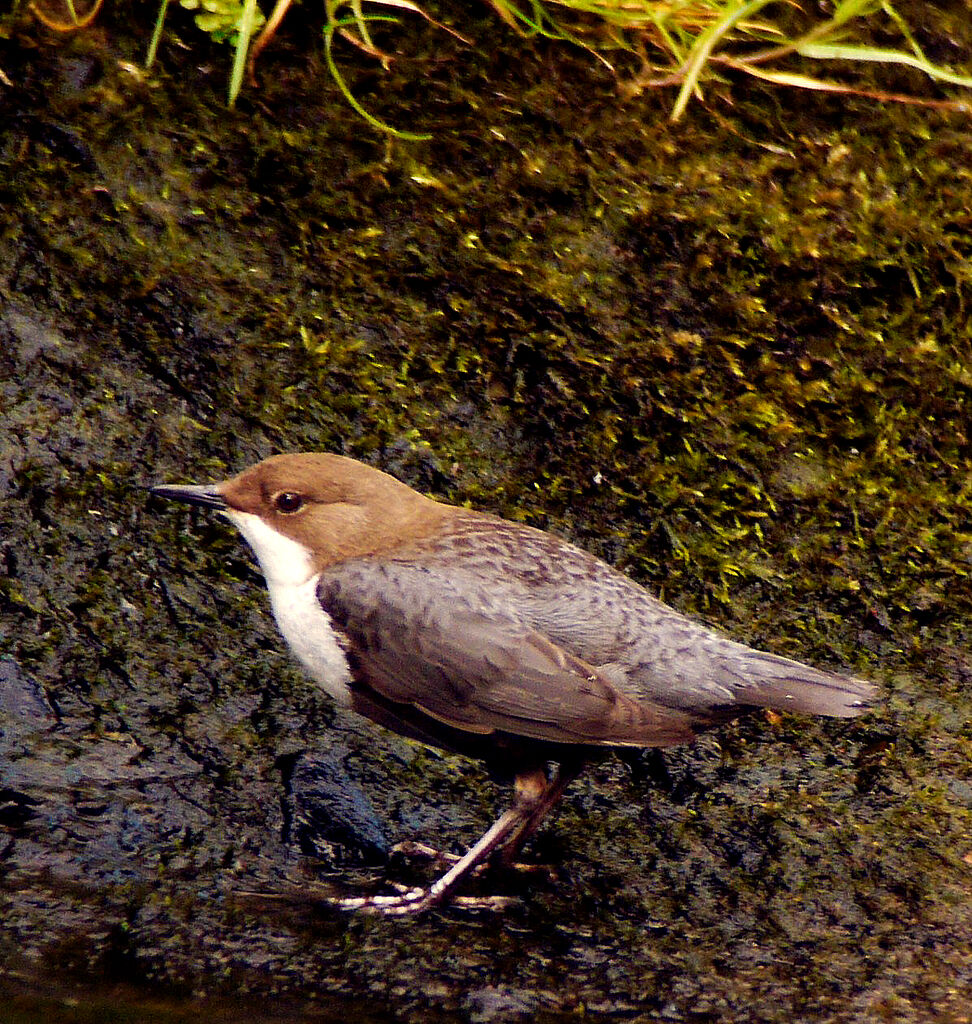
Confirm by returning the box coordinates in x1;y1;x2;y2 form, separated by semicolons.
391;840;460;865
391;840;558;881
326;882;519;915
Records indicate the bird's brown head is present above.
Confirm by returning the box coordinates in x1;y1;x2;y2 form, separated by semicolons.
153;453;450;570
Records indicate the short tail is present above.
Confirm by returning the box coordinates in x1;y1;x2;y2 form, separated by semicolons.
722;643;875;718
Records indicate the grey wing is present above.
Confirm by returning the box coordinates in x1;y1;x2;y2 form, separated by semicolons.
409;516;875;720
524;583;876;719
317;561;694;748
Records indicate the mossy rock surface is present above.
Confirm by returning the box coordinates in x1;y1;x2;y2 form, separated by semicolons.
0;3;970;1021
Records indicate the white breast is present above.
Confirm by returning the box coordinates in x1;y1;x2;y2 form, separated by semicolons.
224;510;353;705
265;574;353;706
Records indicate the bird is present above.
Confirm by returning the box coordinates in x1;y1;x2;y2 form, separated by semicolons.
151;452;875;914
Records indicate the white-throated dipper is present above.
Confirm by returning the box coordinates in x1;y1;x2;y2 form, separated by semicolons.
151;452;874;914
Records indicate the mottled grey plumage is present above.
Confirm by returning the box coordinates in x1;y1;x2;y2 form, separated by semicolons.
318;509;871;757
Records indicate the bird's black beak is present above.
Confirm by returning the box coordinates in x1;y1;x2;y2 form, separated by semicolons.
150;482;228;512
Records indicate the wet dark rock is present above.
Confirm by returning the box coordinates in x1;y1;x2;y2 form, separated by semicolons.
56;55;103;96
2;307;72;369
287;748;390;864
0;786;40;828
464;984;542;1023
0;656;55;734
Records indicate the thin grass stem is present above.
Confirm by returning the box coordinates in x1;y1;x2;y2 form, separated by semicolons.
146;0;170;69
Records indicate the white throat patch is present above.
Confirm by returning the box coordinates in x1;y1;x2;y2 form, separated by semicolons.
224;510;316;588
225;510;353;706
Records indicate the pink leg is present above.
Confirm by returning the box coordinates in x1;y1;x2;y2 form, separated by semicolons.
331;765;580;915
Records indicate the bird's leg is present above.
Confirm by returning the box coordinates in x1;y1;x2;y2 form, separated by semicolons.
392;761;585;878
495;760;584;867
330;767;554;915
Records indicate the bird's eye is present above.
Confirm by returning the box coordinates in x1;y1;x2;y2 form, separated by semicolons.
274;491;304;514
